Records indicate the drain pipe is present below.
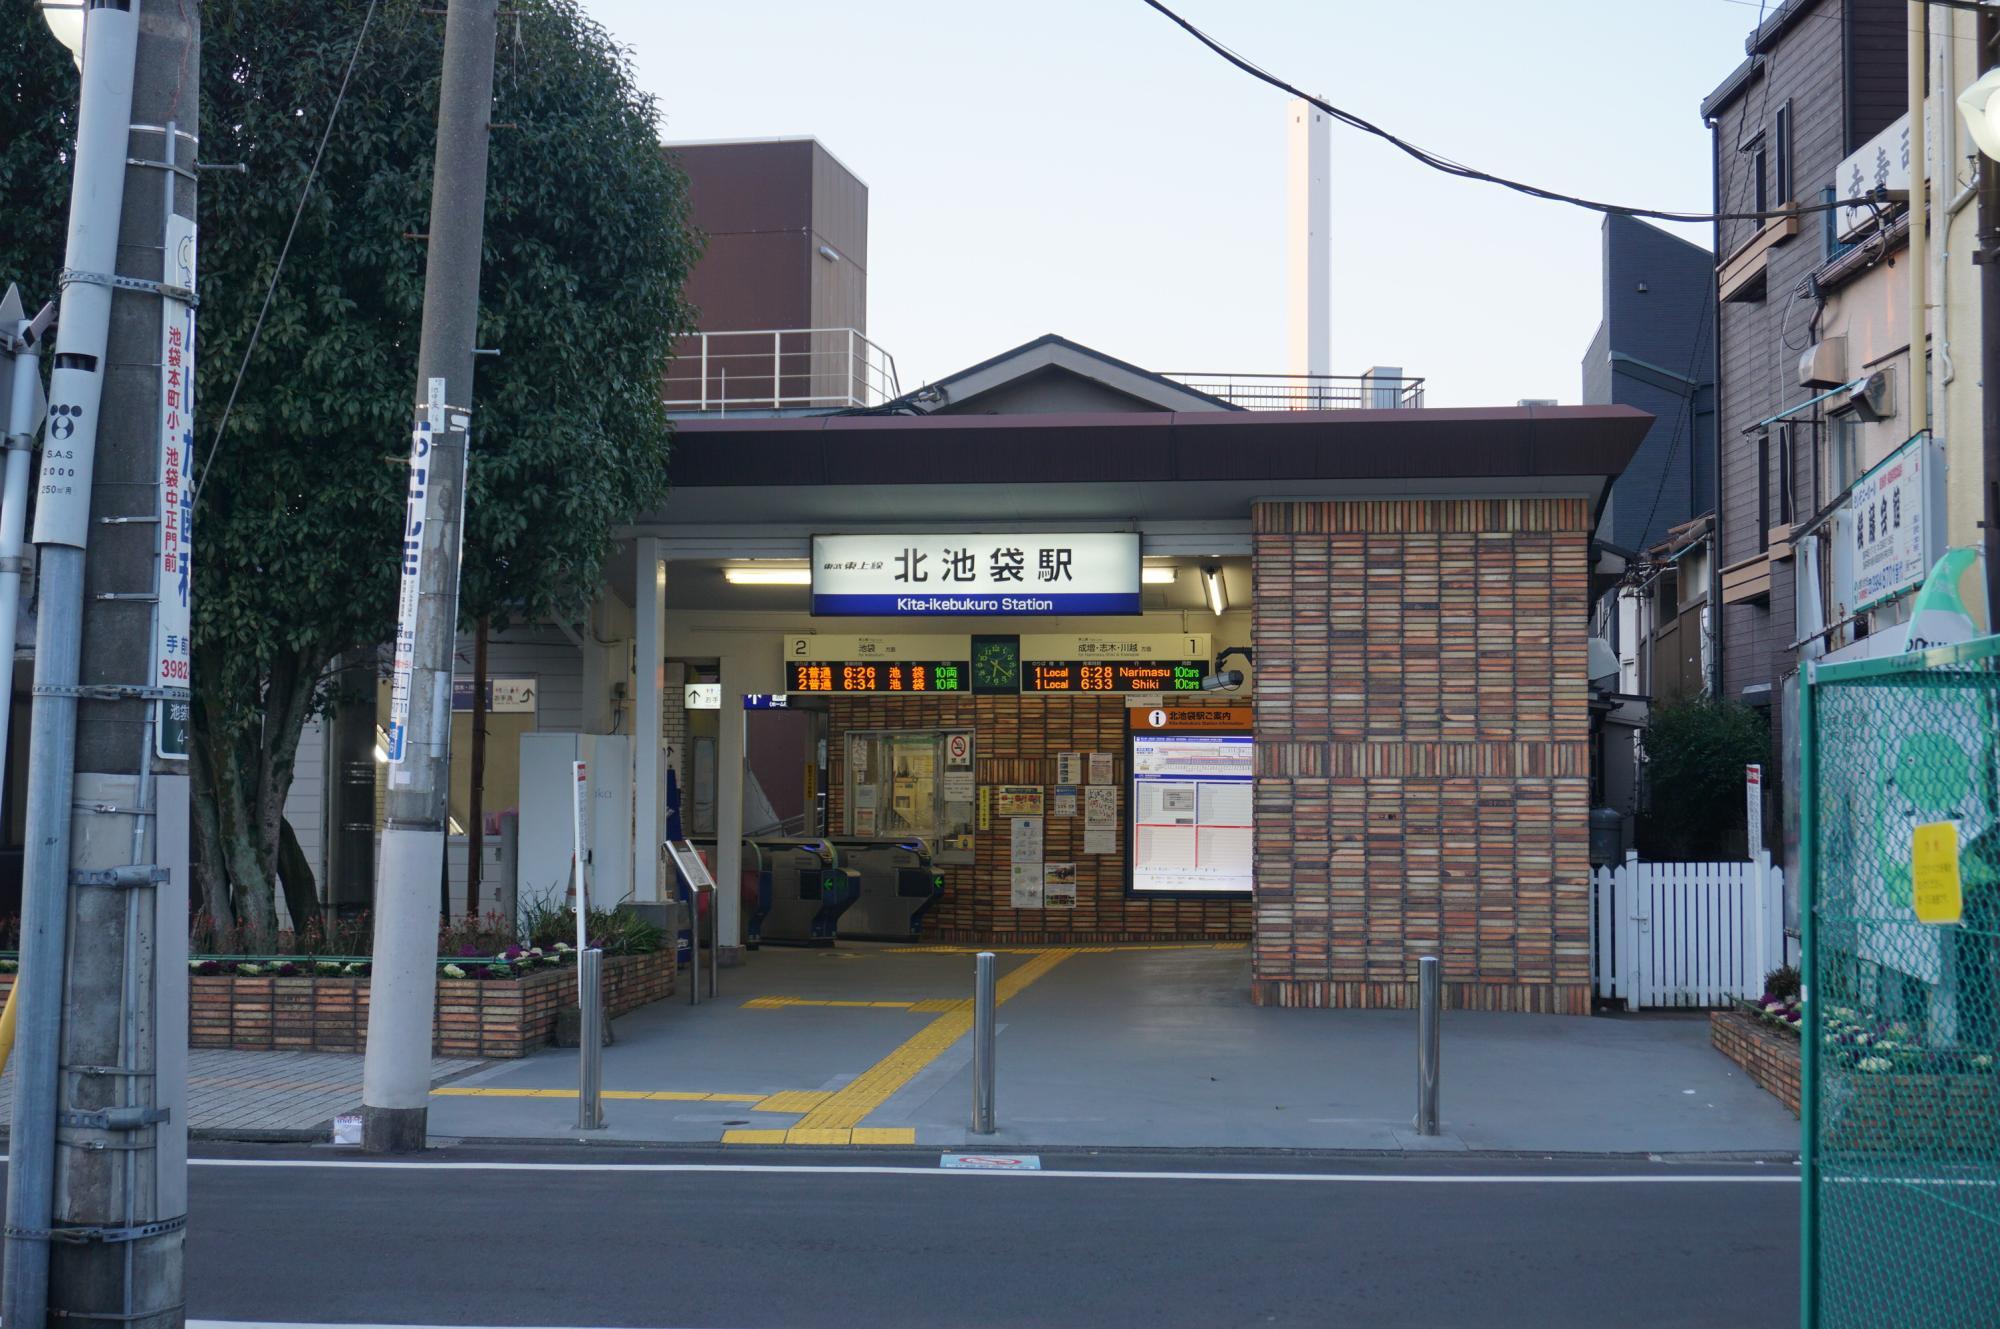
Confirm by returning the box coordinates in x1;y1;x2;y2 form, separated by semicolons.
1911;2;1931;436
1939;3;1981;388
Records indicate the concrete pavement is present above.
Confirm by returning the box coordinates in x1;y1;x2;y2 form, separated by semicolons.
0;1048;482;1138
423;942;1801;1153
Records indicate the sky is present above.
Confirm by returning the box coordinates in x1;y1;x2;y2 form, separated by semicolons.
581;0;1769;407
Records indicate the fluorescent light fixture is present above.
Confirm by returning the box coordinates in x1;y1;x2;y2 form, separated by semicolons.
373;745;389;764
1961;66;2000;161
448;816;466;836
1141;566;1178;584
723;565;811;586
1203;565;1228;617
373;725;390;764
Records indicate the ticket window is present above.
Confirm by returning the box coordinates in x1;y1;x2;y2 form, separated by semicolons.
844;729;975;864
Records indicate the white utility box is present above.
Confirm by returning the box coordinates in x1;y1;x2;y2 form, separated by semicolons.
518;733;631;916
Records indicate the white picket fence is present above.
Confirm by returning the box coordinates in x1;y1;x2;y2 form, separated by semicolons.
1591;853;1786;1008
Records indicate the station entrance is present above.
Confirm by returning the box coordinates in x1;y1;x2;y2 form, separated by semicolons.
665;548;1258;960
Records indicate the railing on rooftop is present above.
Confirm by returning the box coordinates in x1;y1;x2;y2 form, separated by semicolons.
664;327;902;413
1162;372;1425;411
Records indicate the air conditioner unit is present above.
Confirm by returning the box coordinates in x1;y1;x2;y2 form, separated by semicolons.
1798;336;1847;388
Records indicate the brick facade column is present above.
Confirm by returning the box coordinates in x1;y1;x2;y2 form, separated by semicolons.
1250;498;1594;1013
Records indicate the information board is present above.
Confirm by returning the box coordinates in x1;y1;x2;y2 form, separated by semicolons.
1127;715;1253;896
1023;660;1205;693
786;660;969;693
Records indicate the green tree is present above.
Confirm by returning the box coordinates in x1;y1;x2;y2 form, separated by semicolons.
0;0;76;298
180;0;694;938
1637;695;1771;860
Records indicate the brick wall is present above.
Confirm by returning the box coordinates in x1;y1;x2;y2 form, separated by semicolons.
827;694;1252;943
1710;1010;1801;1116
1250;498;1594;1012
173;952;674;1059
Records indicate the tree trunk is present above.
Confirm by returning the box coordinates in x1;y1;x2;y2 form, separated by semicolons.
187;692;237;937
466;614;487;916
190;639;330;952
277;816;320;944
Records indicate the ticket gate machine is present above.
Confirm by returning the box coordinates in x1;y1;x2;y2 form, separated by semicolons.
832;838;946;941
747;838;860;946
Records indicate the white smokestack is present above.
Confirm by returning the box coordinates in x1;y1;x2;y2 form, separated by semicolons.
1287;96;1330;383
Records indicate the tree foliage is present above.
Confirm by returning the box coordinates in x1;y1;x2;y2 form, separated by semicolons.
0;0;695;938
1637;695;1770;860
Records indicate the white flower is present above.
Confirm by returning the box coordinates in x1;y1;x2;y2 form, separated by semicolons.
1973;1055;1993;1069
442;964;466;979
235;963;262;977
1853;1033;1872;1046
554;941;572;952
1858;1056;1893;1073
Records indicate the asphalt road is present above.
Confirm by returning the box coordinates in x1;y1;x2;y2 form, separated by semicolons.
7;1146;1801;1328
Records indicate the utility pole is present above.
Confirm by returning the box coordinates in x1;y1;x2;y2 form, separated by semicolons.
361;0;500;1154
3;1;196;1325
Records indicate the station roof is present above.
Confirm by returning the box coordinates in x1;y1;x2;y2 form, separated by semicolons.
640;404;1652;530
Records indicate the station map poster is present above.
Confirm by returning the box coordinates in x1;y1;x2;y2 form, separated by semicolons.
1127;708;1253;896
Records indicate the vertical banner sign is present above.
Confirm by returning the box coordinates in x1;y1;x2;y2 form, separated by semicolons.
386;420;433;771
571;760;591;958
153;215;196;759
1745;764;1764;858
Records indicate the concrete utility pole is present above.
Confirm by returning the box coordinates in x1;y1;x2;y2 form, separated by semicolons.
3;1;196;1325
362;0;500;1154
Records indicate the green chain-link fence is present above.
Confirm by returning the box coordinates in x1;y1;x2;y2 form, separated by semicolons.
1801;636;2000;1328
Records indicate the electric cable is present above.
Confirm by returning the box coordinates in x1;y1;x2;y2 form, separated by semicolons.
1140;0;1879;224
193;0;381;503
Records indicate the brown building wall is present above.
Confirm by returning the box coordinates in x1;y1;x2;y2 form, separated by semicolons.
1249;498;1594;1012
826;694;1252;944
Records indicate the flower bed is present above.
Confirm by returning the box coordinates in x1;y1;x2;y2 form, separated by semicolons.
183;949;673;1059
1711;1009;1802;1116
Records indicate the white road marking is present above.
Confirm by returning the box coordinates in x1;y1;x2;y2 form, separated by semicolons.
180;1157;1798;1184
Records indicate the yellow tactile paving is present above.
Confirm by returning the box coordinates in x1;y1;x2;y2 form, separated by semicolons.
742;995;921;1010
721;1129;789;1145
779;947;1077;1136
430;1086;768;1104
850;1127;918;1145
908;998;969;1013
754;1090;834;1113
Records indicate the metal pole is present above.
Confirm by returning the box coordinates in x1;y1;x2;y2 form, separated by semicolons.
971;951;996;1134
688;885;701;1007
707;883;717;1000
1979;7;2000;635
576;948;604;1130
7;3;196;1325
1797;662;1822;1329
1416;955;1441;1136
362;0;499;1155
0;285;51;816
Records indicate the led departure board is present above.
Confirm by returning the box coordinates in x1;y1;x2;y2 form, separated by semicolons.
786;661;970;694
1022;660;1206;693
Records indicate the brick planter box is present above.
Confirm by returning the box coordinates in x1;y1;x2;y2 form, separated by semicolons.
1711;1009;1801;1116
177;951;674;1059
1822;1069;2000;1157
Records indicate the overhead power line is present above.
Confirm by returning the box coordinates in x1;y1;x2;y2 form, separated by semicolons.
1140;0;1879;225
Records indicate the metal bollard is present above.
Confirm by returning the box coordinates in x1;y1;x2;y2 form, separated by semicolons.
971;951;997;1134
577;947;605;1130
1416;954;1441;1136
689;888;702;1008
